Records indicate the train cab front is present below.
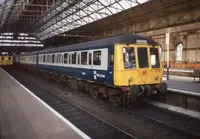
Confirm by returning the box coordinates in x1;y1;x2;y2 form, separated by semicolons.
114;42;167;97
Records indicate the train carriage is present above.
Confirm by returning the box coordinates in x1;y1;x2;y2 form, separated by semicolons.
0;55;13;66
15;34;167;108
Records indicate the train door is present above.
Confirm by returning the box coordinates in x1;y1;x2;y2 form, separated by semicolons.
107;46;114;85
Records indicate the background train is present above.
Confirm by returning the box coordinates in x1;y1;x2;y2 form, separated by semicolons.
0;55;13;66
14;34;167;108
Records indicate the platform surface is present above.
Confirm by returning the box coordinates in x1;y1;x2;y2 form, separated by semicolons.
163;75;200;93
0;68;89;139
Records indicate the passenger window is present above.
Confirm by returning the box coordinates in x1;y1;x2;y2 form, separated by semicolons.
55;55;57;63
60;54;62;64
77;53;80;65
8;57;11;60
81;52;87;65
61;54;64;64
69;54;71;64
43;55;45;63
93;51;101;65
56;54;58;63
59;54;61;63
123;47;136;69
108;53;114;66
64;53;68;64
57;55;59;63
52;54;55;63
88;53;92;65
58;54;60;63
1;57;4;60
72;53;76;64
46;55;48;62
49;55;51;63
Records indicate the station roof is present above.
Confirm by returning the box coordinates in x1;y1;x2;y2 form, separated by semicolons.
0;0;149;38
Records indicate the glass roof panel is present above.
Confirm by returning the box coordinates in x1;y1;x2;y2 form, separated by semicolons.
31;0;150;40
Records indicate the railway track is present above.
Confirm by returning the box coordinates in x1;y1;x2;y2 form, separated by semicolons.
6;68;137;139
133;105;200;138
5;67;200;138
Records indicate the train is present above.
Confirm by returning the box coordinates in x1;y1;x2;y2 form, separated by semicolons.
14;34;167;108
0;55;13;66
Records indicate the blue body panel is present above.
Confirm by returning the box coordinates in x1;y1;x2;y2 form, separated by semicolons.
38;64;114;85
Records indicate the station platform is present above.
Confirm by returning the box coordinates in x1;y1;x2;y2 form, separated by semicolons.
163;75;200;94
0;67;90;139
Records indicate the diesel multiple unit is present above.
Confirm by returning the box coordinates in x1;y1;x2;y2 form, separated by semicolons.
14;34;167;108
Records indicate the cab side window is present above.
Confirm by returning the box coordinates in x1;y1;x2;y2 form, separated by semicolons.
123;47;136;69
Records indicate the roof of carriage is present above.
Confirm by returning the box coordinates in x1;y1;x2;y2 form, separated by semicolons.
19;50;41;56
38;34;159;54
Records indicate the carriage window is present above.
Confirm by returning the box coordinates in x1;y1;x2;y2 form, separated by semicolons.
61;54;64;64
58;54;61;63
123;47;136;69
59;54;62;63
77;53;80;65
54;55;56;63
8;57;11;60
93;51;101;65
57;54;59;63
108;53;114;66
43;55;45;63
150;48;160;68
69;54;71;64
46;55;48;62
1;57;4;60
64;53;68;64
49;55;51;63
138;47;149;68
52;54;55;63
89;53;92;65
47;55;49;62
81;52;87;65
72;53;77;64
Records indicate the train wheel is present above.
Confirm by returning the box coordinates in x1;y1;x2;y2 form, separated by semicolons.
84;82;89;92
122;94;127;107
89;84;99;99
122;94;138;108
127;95;134;108
92;91;99;99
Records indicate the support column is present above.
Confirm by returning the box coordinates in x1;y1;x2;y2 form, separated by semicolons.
165;32;170;80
